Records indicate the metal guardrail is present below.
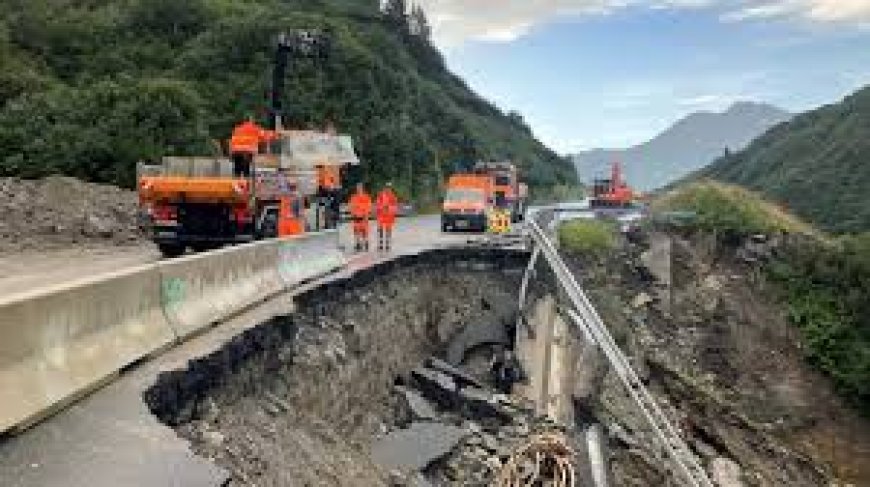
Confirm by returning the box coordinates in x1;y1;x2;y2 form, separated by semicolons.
524;208;713;487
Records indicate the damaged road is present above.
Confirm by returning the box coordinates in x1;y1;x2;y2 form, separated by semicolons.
143;247;586;486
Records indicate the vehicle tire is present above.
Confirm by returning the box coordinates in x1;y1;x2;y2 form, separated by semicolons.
191;243;218;253
158;243;185;258
442;222;450;232
259;213;278;239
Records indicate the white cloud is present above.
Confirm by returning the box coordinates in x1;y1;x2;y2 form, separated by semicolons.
412;0;870;47
416;0;626;46
723;1;870;25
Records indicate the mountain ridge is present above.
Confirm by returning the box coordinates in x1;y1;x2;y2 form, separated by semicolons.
572;101;791;191
698;85;870;233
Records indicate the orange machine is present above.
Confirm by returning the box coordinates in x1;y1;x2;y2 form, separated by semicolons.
590;161;635;208
473;161;528;222
441;174;493;232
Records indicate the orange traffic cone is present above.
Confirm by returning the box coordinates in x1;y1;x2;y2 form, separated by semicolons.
278;196;304;236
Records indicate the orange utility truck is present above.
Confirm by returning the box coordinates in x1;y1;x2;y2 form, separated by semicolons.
473;161;528;222
138;121;357;257
441;173;493;232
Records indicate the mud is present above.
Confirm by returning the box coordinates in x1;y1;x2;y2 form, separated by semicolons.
144;248;530;486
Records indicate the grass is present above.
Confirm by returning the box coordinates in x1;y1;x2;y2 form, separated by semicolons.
652;181;815;238
558;219;616;255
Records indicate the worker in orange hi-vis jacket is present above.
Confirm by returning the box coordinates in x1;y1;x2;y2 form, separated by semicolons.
375;182;399;251
348;183;373;251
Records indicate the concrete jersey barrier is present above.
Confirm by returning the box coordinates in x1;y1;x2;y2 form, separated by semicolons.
157;231;345;339
0;230;346;434
157;239;285;339
277;231;345;285
0;265;174;434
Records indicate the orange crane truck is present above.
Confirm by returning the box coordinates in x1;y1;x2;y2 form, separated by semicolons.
589;161;635;209
138;30;358;257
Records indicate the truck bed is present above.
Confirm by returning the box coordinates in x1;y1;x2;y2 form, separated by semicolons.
139;177;249;204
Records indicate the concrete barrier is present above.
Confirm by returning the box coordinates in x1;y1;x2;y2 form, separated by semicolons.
277;231;346;286
157;240;284;339
0;265;175;434
0;230;346;434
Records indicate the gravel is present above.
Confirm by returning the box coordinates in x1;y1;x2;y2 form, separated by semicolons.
0;176;143;253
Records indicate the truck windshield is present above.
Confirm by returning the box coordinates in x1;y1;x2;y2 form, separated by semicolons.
445;188;484;202
495;175;511;186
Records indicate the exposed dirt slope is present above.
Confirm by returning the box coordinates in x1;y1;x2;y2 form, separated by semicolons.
0;176;142;253
566;229;870;486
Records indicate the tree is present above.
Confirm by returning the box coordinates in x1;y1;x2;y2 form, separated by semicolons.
408;4;431;41
381;0;408;30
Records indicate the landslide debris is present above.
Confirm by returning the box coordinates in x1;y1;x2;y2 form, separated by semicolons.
563;225;870;486
0;176;142;253
144;249;548;487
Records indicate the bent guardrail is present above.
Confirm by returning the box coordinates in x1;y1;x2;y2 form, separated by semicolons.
523;208;713;487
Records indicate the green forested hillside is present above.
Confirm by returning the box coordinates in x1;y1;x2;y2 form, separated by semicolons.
699;85;870;233
0;0;576;204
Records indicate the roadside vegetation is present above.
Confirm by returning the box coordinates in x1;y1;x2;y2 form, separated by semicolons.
768;234;870;412
653;181;814;238
558;219;616;255
654;181;870;413
698;85;870;234
0;0;576;204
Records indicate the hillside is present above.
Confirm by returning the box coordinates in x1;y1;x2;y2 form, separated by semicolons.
699;86;870;233
0;0;576;204
573;102;791;191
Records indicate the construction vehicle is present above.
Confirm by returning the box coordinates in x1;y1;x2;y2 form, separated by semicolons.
589;161;635;209
473;161;528;222
441;174;493;232
138;30;359;257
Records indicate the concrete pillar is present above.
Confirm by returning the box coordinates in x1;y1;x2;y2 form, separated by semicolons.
515;293;579;425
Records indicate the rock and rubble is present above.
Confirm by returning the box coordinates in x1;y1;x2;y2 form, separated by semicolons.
144;249;551;487
0;176;142;253
563;226;870;486
372;353;581;486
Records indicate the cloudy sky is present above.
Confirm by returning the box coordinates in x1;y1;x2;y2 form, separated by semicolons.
413;0;870;153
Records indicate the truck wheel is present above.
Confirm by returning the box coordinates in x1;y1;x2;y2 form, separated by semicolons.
158;243;185;258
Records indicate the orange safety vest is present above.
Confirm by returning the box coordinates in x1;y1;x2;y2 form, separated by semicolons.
349;190;372;219
376;189;399;227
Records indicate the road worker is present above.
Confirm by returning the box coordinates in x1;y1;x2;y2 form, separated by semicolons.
375;182;399;251
348;183;372;251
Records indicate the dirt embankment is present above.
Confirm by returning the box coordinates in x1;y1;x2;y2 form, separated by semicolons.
569;229;870;486
0;176;143;253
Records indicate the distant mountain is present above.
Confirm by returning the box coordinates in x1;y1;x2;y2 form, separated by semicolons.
572;102;792;191
699;86;870;234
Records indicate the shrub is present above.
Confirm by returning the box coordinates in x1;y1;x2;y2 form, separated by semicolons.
558;219;616;255
653;181;814;239
768;233;870;413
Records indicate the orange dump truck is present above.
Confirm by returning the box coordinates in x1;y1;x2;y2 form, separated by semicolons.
441;174;492;232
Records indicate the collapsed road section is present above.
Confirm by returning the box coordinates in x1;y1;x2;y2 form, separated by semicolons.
144;247;590;486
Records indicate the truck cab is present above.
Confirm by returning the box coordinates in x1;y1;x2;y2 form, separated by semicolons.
441;174;492;232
